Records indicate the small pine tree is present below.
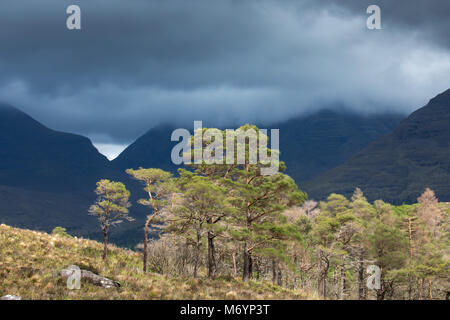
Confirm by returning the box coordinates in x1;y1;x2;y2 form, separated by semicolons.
51;226;71;238
126;167;173;272
89;179;133;260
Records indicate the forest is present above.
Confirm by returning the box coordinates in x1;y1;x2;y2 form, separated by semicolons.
88;125;449;300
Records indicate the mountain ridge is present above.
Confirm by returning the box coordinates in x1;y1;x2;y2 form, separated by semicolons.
305;88;450;203
0;102;109;193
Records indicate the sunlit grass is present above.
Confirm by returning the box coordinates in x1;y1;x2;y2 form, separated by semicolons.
0;224;312;300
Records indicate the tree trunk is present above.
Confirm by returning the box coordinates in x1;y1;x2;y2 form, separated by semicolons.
255;258;261;280
321;259;329;299
207;231;216;279
248;254;253;279
143;221;149;272
102;230;108;260
242;161;252;282
376;281;385;300
143;214;157;272
293;255;298;289
277;268;282;286
243;241;250;281
339;264;346;300
232;251;238;278
407;218;414;259
317;259;322;295
193;230;201;278
419;278;424;300
322;272;327;299
358;260;365;299
408;277;413;300
272;259;277;284
428;280;433;300
357;249;366;300
333;267;338;299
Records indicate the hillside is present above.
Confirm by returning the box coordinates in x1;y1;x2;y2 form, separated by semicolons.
0;224;311;300
305;89;450;203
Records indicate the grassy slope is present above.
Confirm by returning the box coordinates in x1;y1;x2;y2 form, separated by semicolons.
0;224;312;300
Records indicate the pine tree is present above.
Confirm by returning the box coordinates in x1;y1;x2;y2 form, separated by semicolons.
126;168;173;272
312;194;354;298
414;189;446;299
166;169;234;278
88;179;133;260
368;201;408;300
184;124;306;281
185;127;237;278
230;168;305;281
350;188;375;299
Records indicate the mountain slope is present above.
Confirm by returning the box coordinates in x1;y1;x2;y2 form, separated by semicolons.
305;89;450;203
0;103;109;193
0;103;111;234
112;123;178;173
0;185;98;234
276;110;403;184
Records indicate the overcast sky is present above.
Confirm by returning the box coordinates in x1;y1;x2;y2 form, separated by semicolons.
0;0;449;159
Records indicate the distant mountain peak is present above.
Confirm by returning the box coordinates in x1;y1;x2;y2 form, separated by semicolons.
428;88;450;105
0;103;110;192
0;102;31;116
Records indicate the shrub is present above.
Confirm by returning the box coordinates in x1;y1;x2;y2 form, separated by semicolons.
51;226;72;238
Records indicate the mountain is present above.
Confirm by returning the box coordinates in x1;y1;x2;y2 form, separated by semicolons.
0;103;109;193
305;89;450;204
275;110;403;184
0;103;110;234
112;123;178;173
112;111;403;186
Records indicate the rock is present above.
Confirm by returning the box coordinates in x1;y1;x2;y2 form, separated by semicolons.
225;291;238;299
0;295;22;300
60;265;120;289
60;264;81;280
79;269;120;289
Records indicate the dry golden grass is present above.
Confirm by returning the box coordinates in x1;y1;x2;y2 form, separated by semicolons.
0;224;312;300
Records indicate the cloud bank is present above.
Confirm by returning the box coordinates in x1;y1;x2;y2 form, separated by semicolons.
0;0;449;149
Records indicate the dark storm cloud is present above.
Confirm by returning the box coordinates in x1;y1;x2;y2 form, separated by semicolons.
313;0;450;48
0;0;449;149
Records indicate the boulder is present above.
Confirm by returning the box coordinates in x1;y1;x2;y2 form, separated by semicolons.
0;295;22;300
60;265;120;289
